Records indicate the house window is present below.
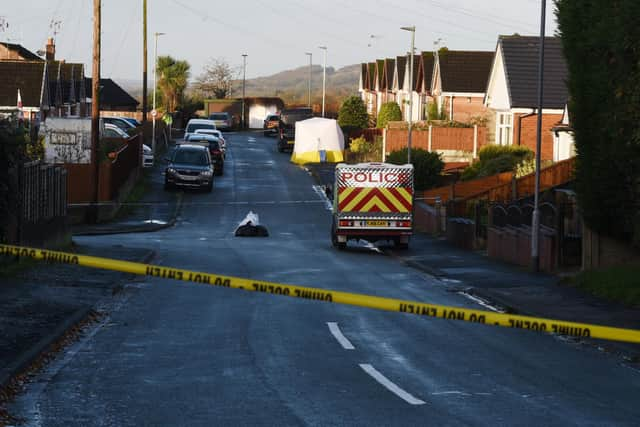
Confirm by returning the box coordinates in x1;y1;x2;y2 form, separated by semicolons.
496;112;513;145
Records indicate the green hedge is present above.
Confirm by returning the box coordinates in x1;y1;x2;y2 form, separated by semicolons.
386;148;443;191
462;145;533;181
377;102;402;129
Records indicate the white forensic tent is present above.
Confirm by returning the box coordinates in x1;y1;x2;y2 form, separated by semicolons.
290;117;345;165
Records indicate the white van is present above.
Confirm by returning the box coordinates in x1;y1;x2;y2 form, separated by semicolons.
183;119;217;141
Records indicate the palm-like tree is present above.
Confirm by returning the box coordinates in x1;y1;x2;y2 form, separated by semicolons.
157;56;190;112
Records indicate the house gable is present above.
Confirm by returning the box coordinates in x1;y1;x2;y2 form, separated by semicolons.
416;52;435;94
484;44;511;110
0;42;43;62
392;55;406;92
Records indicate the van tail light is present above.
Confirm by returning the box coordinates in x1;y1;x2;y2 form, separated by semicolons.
339;220;352;227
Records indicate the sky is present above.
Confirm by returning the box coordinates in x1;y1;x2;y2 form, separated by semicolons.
0;0;558;84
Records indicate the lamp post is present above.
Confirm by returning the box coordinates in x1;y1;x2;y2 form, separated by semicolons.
305;52;312;108
241;54;247;129
319;46;327;117
531;0;546;272
401;26;415;164
152;31;165;156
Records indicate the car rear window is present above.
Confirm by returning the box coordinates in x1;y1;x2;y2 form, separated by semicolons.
173;149;209;165
187;123;215;132
209;114;229;120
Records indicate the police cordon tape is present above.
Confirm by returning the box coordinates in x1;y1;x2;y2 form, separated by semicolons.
2;244;640;344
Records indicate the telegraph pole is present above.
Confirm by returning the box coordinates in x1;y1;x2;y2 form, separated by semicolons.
142;0;148;126
241;54;247;129
90;0;101;223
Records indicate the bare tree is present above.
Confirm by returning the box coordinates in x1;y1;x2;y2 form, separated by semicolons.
195;58;238;99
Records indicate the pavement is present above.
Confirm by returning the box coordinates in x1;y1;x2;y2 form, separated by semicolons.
305;161;640;362
72;147;183;236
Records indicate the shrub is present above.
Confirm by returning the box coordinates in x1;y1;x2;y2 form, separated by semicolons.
348;136;382;163
377;102;402;129
462;145;534;181
338;96;368;130
386;148;444;191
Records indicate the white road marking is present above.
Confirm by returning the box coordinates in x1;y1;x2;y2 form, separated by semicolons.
312;185;333;211
431;391;471;396
327;322;355;350
359;364;426;405
458;291;505;313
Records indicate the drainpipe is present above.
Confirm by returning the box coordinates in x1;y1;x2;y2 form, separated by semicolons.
517;110;536;145
449;94;454;121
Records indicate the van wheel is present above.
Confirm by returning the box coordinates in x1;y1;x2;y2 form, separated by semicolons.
331;223;346;250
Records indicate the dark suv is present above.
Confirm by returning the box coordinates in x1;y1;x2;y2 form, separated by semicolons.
277;107;313;152
164;144;214;192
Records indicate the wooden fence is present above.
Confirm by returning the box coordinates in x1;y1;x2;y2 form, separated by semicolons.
385;126;487;154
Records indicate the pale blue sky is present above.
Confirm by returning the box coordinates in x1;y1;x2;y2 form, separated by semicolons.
1;0;557;83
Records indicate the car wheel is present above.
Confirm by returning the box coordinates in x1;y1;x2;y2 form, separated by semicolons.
331;222;346;250
206;182;213;193
394;238;409;250
217;166;224;176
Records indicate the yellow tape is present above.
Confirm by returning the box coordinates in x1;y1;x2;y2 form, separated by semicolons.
2;244;640;344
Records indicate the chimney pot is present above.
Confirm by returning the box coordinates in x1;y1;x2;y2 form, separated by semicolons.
45;38;55;61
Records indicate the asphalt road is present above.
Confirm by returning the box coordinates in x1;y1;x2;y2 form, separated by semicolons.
11;131;640;426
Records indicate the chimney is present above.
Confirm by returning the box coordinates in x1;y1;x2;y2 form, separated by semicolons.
45;37;55;61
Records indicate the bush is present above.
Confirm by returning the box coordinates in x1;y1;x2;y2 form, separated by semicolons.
462;145;534;181
386;148;444;191
338;96;368;130
347;136;382;163
377;102;402;129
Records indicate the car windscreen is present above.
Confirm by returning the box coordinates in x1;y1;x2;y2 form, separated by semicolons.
280;113;312;125
186;123;215;132
173;149;209;165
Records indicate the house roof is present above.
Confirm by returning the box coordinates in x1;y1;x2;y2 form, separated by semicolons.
383;58;395;90
85;77;139;107
360;63;368;89
375;59;384;89
500;36;567;109
0;60;46;107
438;50;494;93
417;52;435;93
395;56;406;89
367;62;376;90
0;42;43;62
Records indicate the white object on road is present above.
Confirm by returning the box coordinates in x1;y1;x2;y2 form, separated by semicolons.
359;364;426;405
237;211;260;227
327;322;355;350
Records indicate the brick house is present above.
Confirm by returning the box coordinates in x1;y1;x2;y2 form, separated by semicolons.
484;36;570;161
431;50;494;122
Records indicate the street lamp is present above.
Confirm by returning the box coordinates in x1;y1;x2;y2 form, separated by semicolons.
241;54;247;129
319;46;327;117
305;52;312;108
401;26;415;164
531;0;547;272
152;31;165;156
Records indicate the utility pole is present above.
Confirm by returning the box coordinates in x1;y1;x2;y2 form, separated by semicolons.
319;46;327;117
531;0;546;272
142;0;148;126
401;26;415;164
305;52;312;108
241;54;247;129
152;32;165;156
90;0;101;224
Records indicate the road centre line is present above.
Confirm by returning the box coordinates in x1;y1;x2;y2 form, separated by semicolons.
327;322;355;350
359;364;426;405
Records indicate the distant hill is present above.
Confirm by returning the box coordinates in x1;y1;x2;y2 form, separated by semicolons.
117;63;361;110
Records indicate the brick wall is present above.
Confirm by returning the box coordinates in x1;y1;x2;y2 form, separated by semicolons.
516;113;562;161
441;96;490;122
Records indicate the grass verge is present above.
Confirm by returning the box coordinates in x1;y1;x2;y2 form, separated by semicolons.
570;265;640;307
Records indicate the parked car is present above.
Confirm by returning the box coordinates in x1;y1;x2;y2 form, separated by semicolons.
183;118;217;141
277;107;313;152
263;114;280;136
102;123;130;139
184;134;224;175
164;144;214;192
194;128;226;157
142;144;153;168
208;112;233;131
103;116;136;132
122;117;142;127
